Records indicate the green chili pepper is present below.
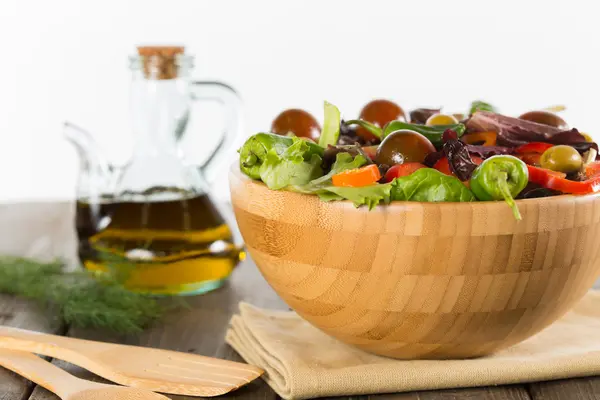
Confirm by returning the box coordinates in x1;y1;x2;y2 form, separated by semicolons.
470;155;529;220
345;119;383;139
238;132;323;179
382;121;466;147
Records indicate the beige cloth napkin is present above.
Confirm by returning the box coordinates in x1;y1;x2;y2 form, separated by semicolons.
226;290;600;399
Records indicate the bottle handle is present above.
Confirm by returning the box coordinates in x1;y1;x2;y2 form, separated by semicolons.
188;81;242;186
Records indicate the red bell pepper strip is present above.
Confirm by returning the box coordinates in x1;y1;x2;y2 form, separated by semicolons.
433;156;483;176
332;164;381;187
585;161;600;178
515;142;554;154
515;142;555;167
383;163;426;182
527;165;600;194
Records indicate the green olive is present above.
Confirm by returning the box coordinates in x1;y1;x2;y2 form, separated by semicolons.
375;129;435;165
540;145;583;173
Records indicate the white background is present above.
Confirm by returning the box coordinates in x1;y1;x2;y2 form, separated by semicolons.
0;0;598;202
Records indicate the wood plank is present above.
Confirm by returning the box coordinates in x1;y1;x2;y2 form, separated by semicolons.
528;377;600;399
0;201;73;400
27;258;286;400
316;385;531;400
0;295;64;400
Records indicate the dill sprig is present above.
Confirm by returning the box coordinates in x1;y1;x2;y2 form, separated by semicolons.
0;256;179;334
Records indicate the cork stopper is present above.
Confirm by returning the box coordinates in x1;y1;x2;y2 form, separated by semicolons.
137;46;185;80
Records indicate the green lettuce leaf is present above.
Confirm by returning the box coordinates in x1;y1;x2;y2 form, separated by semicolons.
259;138;323;190
315;169;474;209
295;152;368;193
319;183;394;210
318;101;341;147
391;168;475;202
469;100;497;115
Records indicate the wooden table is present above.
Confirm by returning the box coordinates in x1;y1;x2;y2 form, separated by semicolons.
0;202;599;400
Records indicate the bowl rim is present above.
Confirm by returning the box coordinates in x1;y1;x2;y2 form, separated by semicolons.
229;163;600;211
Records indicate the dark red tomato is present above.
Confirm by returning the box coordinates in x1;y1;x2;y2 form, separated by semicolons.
383;163;426;182
434;156;483;176
271;109;321;140
375;129;435;165
357;99;406;141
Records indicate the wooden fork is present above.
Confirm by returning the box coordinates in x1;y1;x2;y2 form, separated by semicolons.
0;348;169;400
0;326;263;396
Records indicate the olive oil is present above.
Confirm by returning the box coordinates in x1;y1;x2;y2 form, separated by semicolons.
76;188;244;295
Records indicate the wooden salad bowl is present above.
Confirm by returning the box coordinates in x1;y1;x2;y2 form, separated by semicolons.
229;165;600;359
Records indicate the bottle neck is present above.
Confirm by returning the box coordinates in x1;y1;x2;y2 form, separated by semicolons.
129;72;190;157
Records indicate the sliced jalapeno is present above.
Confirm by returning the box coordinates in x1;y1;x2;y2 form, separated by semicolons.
470;155;529;220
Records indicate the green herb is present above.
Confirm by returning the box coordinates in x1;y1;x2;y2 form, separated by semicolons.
469;100;497;115
391;168;476;202
0;256;179;334
344;119;383;139
383;121;466;147
259;137;323;190
318;101;341;147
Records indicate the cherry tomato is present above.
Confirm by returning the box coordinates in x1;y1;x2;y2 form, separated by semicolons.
271;109;321;140
357;99;406;141
375;130;435;165
383;163;426;182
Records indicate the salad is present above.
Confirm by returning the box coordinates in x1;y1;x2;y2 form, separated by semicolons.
238;100;600;220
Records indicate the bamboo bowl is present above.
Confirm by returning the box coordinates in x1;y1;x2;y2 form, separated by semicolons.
229;165;600;359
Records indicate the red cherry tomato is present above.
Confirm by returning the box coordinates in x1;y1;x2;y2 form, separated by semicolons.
383;163;426;182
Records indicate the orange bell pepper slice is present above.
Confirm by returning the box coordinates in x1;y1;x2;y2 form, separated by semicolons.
462;131;497;146
332;164;381;187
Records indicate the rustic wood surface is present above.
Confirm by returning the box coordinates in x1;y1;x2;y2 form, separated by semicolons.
0;202;599;399
230;166;600;359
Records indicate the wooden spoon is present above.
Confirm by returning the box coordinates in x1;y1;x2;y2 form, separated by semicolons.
0;348;168;400
0;326;263;396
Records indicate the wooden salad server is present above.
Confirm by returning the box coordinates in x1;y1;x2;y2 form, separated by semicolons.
0;348;168;400
0;326;263;396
